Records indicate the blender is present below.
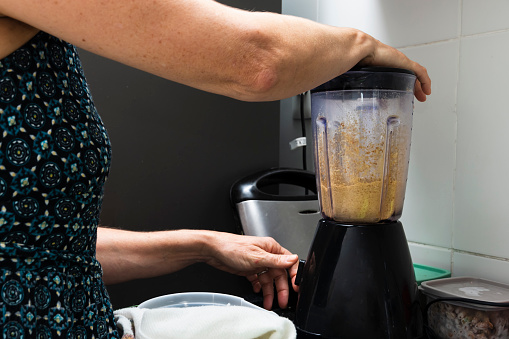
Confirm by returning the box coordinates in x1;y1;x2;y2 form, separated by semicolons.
294;67;423;338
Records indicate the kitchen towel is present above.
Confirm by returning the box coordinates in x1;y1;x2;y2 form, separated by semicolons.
114;305;297;339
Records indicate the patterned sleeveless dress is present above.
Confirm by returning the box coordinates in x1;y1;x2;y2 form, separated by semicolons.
0;31;119;338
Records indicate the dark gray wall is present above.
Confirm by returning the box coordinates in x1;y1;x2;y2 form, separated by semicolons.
79;0;282;309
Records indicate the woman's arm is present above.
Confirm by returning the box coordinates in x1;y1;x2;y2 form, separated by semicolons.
96;227;299;310
0;0;430;102
96;227;210;283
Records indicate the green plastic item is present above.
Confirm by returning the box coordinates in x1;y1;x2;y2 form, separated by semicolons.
413;263;451;285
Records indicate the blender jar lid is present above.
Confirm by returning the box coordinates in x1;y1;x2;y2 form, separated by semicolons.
311;66;416;93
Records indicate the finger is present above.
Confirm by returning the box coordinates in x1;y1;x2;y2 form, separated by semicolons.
258;253;299;270
258;271;275;310
252;280;262;294
274;270;290;309
413;64;431;100
291;275;299;292
414;79;426;103
257;237;295;256
246;274;261;293
287;260;300;292
418;71;431;96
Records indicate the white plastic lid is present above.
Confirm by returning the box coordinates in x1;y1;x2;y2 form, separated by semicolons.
138;292;265;310
421;276;509;304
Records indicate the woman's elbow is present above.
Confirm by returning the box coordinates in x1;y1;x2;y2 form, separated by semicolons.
227;27;287;102
240;64;281;101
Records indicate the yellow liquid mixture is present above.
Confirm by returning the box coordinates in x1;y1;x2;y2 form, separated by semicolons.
316;116;409;223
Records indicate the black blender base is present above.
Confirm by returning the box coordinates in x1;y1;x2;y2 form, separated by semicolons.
296;328;426;339
296;328;322;338
295;220;423;339
296;329;426;339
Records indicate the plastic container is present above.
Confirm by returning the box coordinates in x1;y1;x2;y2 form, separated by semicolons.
420;277;509;339
138;292;265;310
413;263;451;285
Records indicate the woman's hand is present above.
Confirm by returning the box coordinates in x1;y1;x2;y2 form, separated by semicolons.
203;232;299;310
97;228;299;310
357;36;431;102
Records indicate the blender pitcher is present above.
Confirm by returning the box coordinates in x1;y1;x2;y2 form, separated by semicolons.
295;67;422;339
312;67;415;223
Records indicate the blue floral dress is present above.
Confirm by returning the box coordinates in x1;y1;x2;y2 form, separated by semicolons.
0;31;119;338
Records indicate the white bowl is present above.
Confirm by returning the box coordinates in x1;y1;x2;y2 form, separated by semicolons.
138;292;265;310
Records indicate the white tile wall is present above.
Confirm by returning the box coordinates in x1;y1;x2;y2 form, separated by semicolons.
282;0;317;21
454;30;509;259
316;0;460;48
462;0;509;35
400;41;458;249
408;243;452;272
282;0;509;283
453;252;509;284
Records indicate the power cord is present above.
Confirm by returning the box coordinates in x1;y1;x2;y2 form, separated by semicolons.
299;92;308;171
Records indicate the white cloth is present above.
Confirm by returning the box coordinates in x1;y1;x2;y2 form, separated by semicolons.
114;305;297;339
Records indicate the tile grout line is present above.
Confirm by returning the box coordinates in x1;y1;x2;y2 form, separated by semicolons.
398;28;509;50
408;241;509;263
450;0;464;276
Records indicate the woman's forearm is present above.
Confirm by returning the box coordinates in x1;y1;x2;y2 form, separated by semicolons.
96;227;213;285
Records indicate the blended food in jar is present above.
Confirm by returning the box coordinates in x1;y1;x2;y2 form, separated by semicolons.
320;178;404;223
428;301;509;339
316;114;410;223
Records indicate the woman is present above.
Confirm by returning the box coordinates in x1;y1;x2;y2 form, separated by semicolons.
0;0;431;337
